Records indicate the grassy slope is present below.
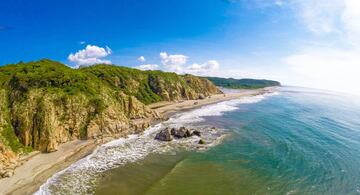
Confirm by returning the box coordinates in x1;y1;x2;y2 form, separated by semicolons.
0;59;220;153
205;77;280;89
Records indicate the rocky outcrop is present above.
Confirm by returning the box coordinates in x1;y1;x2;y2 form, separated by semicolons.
192;130;201;136
7;90;159;153
147;74;221;102
155;128;172;141
0;59;221;178
155;126;201;141
171;126;191;138
0;143;17;178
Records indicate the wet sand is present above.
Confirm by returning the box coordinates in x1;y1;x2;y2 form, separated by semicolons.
0;87;274;195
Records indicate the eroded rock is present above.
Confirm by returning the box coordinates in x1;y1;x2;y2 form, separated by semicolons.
157;126;202;141
155;128;172;141
191;130;201;136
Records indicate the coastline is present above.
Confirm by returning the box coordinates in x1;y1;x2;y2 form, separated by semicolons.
0;87;275;195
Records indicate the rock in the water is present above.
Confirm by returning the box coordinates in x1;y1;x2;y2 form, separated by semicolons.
198;139;205;144
158;126;198;140
185;129;191;137
155;128;172;141
191;130;201;136
170;128;176;135
173;127;187;138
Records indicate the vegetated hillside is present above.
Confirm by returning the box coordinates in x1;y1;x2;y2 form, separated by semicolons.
206;77;280;89
0;59;221;178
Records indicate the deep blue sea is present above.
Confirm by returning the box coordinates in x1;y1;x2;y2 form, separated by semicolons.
36;87;360;195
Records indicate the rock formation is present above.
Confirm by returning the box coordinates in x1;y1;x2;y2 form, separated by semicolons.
155;126;202;141
155;128;172;141
0;59;222;178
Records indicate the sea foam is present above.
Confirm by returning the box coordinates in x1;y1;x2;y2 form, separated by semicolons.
35;92;277;195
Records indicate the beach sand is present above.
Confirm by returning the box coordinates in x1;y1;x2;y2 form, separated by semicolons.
0;87;274;195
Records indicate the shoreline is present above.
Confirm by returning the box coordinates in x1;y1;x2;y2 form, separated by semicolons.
0;87;275;195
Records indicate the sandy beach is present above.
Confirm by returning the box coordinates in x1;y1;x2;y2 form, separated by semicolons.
0;87;274;195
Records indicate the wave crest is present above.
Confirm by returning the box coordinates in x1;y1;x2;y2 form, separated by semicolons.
35;92;277;194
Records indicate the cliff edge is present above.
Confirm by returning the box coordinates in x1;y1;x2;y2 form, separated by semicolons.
0;59;222;178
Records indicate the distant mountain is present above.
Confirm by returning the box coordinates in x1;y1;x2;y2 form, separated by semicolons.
205;77;280;89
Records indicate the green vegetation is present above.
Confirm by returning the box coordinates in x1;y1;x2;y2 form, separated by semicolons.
205;77;280;89
0;124;32;153
0;59;220;153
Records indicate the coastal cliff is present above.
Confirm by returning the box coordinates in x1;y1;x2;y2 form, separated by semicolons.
0;59;222;178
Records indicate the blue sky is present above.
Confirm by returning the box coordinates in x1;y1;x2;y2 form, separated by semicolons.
1;0;360;94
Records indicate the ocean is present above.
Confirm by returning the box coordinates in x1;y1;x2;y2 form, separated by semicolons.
36;87;360;195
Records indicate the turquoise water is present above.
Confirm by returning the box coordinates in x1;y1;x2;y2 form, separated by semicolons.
36;87;360;194
95;87;360;195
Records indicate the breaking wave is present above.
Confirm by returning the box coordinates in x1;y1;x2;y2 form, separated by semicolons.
35;91;277;195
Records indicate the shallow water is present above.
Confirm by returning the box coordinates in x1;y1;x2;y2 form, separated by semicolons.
36;87;360;194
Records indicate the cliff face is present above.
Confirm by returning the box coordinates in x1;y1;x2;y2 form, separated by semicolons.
0;59;221;178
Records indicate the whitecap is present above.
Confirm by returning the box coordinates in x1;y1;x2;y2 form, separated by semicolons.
35;91;277;194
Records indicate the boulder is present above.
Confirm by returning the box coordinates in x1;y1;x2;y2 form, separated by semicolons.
157;126;199;141
198;139;205;144
191;130;201;136
155;128;172;141
198;94;206;99
170;128;176;135
173;127;188;138
185;129;191;137
173;129;186;138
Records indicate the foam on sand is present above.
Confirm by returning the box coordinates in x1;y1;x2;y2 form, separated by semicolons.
35;92;278;194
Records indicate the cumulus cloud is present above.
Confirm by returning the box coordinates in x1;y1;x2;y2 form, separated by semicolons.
135;64;159;71
158;52;221;75
68;45;112;67
160;52;188;73
138;56;146;62
186;60;220;75
135;52;220;76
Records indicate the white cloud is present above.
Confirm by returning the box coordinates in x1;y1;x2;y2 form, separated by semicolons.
283;47;360;94
290;0;360;39
80;41;86;45
186;60;220;75
134;52;221;76
68;45;112;67
277;0;360;95
135;64;159;71
158;52;222;76
342;0;360;44
138;56;146;62
160;52;188;73
292;0;344;34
